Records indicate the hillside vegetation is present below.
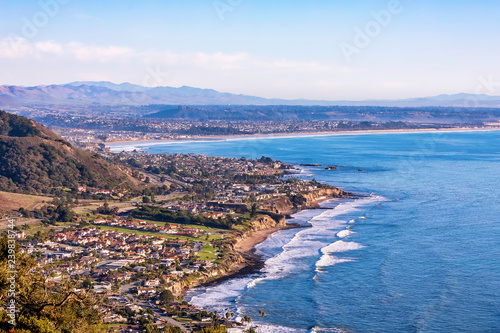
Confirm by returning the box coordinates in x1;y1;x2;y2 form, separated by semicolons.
0;111;137;195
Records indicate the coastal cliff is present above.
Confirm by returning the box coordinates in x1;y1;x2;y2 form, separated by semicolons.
172;251;247;295
247;213;287;231
177;213;287;295
258;186;353;215
177;188;352;296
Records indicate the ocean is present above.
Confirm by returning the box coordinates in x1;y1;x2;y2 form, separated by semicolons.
110;130;500;332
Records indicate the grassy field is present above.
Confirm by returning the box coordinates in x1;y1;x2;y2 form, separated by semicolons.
176;318;192;323
93;225;222;242
22;221;66;236
139;219;226;233
197;244;217;261
0;191;52;211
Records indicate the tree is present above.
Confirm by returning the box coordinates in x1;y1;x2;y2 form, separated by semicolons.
82;278;92;289
55;204;75;222
250;203;258;218
111;282;120;293
158;289;175;306
0;237;104;332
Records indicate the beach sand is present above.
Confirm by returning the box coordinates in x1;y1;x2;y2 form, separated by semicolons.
105;126;500;146
234;226;285;253
191;223;304;292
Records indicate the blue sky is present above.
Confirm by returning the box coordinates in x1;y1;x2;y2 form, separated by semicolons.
1;0;499;100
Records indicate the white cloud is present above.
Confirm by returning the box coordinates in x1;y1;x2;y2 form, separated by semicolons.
35;41;64;55
0;37;34;58
66;42;134;62
0;38;362;99
0;38;134;62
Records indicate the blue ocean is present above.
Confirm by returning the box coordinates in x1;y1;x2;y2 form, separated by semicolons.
110;131;500;332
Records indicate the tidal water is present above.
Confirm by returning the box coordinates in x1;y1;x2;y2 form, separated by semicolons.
111;130;500;332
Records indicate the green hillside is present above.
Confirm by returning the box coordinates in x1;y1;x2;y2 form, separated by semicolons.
0;111;137;194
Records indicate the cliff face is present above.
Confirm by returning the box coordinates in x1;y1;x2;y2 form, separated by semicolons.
301;187;352;205
172;214;286;295
259;187;353;214
170;250;247;296
249;213;286;230
172;188;353;296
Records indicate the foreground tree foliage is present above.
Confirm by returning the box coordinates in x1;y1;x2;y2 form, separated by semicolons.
0;237;105;332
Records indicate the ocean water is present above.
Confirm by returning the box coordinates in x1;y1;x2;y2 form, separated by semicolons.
110;131;500;332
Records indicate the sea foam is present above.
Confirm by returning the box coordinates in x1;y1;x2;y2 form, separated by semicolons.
336;229;354;238
190;195;386;325
321;240;365;254
315;254;354;271
187;276;252;312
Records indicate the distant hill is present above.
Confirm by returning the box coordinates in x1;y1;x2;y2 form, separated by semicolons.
1;82;500;107
0;111;139;194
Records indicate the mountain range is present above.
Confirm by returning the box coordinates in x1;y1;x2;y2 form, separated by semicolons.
0;81;499;108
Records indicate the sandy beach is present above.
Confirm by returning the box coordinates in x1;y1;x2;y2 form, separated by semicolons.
234;226;287;253
105;126;500;146
189;225;303;296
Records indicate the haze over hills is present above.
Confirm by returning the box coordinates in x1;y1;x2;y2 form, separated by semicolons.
0;82;500;108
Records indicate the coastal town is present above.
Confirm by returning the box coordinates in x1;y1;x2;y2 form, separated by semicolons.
2;0;500;330
3;149;352;332
13;103;498;150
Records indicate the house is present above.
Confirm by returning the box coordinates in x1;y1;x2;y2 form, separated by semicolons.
144;279;160;287
137;287;156;295
125;304;142;313
103;313;127;323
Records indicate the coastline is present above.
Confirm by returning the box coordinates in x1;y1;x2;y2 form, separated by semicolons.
191;224;302;292
183;194;346;331
185;194;340;295
105;126;500;146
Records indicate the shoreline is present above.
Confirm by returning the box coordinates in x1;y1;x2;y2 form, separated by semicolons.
185;195;342;296
190;224;304;293
105;126;500;146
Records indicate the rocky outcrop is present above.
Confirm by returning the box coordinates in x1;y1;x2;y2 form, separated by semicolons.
301;187;352;204
172;251;247;296
174;213;288;295
249;213;286;230
176;188;354;296
258;187;354;215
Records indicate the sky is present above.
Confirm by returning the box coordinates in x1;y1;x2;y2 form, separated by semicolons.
0;0;499;100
